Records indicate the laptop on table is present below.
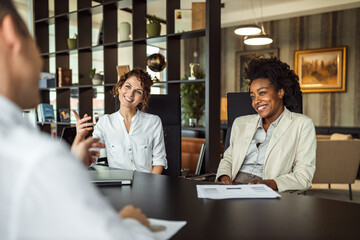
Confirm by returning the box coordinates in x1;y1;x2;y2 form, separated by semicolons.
89;168;134;186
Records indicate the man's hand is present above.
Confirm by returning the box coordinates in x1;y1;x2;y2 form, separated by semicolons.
71;129;105;166
219;175;234;185
72;110;94;136
119;205;150;227
248;179;278;191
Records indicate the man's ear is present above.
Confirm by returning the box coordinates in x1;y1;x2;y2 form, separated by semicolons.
0;15;22;54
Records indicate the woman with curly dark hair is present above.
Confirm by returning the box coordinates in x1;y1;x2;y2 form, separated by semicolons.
73;68;167;174
216;57;316;192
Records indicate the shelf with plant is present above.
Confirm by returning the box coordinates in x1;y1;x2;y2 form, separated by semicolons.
180;67;206;127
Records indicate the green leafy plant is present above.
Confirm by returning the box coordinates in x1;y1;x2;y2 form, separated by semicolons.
89;68;103;79
145;15;161;24
180;67;205;126
89;68;96;79
69;33;77;39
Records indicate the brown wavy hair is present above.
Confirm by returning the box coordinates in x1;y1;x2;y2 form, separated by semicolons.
111;68;153;111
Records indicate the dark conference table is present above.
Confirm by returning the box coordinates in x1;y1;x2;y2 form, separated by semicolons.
98;171;360;239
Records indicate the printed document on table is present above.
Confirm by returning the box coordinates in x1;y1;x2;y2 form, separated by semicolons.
196;184;281;199
149;218;187;240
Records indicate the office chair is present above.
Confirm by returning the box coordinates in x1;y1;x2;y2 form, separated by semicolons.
223;92;303;152
60;126;76;145
115;94;182;177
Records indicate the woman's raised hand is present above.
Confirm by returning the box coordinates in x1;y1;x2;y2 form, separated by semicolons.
72;110;94;135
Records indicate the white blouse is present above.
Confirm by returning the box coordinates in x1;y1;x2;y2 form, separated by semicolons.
93;110;167;172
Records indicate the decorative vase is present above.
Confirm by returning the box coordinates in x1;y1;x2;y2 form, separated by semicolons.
146;23;161;38
92;73;103;85
188;118;197;127
119;22;131;41
67;38;77;50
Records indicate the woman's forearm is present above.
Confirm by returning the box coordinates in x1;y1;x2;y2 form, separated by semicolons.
151;165;164;174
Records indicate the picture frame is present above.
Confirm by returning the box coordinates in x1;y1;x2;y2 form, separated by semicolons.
294;46;346;93
236;48;279;92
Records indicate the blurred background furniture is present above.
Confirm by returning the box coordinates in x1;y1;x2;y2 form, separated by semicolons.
181;137;206;176
312;135;360;200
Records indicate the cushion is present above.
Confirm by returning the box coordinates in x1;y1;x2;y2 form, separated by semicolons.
330;133;352;140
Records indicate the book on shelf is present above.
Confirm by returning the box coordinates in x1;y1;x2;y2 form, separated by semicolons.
174;9;192;33
38;103;55;123
39;72;56;88
57;67;72;87
192;2;206;30
58;108;70;123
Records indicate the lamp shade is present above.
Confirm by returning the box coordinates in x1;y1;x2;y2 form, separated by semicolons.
234;24;262;36
244;34;273;45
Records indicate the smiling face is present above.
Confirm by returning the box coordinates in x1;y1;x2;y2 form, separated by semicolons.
118;76;144;110
250;78;284;124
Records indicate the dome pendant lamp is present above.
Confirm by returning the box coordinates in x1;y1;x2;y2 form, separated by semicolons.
234;24;261;36
244;34;273;45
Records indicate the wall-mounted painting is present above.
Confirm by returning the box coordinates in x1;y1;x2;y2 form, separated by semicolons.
294;46;346;93
236;48;279;92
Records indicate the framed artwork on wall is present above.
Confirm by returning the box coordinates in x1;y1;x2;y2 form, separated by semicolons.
236;48;279;92
294;46;346;93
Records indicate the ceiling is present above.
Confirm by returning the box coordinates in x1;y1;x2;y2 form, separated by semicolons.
147;0;360;28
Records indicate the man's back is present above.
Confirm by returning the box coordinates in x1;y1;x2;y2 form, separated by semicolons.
0;96;153;239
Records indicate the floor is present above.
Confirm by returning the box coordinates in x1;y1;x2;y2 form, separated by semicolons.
304;180;360;204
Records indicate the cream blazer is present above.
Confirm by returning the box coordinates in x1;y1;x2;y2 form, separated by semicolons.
216;108;316;192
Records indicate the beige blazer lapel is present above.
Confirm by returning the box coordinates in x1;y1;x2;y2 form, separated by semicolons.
264;108;293;166
232;115;260;179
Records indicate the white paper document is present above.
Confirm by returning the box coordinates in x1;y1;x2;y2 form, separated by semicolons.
196;184;281;199
149;218;187;240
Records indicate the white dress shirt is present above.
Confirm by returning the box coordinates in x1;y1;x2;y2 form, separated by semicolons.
93;110;167;172
239;110;284;177
0;95;154;240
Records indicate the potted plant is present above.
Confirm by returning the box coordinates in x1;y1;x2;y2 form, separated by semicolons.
67;33;77;50
145;15;161;38
181;67;205;127
89;68;104;85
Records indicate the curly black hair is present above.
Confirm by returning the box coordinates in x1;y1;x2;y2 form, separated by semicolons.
244;57;301;110
111;68;153;111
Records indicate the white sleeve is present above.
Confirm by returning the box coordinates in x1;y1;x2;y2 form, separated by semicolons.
93;116;105;143
16;146;154;240
151;116;167;168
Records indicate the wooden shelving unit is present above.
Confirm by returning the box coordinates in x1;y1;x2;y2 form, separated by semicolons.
33;0;220;173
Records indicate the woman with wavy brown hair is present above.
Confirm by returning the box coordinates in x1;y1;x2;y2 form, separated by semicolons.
74;68;167;174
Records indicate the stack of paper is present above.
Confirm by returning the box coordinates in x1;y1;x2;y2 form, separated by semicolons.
197;184;281;199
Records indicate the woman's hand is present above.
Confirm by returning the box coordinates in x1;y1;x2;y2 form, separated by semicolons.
72;110;94;136
248;179;278;191
119;205;150;227
71;129;105;166
219;175;234;185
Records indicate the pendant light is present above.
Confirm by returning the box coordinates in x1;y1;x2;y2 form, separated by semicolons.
243;0;273;46
234;24;261;36
244;34;273;45
234;1;261;36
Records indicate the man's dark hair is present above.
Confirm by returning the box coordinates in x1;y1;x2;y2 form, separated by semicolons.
0;0;30;38
244;57;301;110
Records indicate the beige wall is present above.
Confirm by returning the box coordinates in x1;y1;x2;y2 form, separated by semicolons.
221;7;360;127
